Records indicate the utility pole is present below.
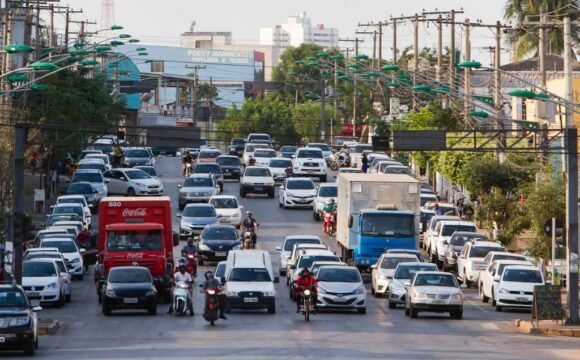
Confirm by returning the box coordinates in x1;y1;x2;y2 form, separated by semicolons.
12;125;26;284
392;18;397;63
539;7;547;88
64;8;70;46
49;4;55;48
436;15;443;82
413;14;419;111
340;37;364;136
463;19;471;121
495;21;505;149
358;21;387;68
355;30;376;68
449;9;456;93
320;76;326;142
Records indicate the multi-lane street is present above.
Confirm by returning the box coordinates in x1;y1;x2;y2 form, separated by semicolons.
18;157;580;359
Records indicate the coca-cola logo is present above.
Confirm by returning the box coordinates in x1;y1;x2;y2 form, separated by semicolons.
127;253;144;259
122;208;147;217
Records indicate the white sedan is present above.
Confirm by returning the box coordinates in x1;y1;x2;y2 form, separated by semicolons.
209;195;243;228
370;253;419;297
279;178;317;209
313;183;337;221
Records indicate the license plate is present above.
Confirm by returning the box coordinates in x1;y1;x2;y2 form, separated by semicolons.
244;297;258;303
224;169;230;173
124;298;138;304
215;252;227;257
27;292;40;297
306;170;316;173
432;300;445;304
219;218;229;223
516;297;528;302
475;265;486;271
254;187;263;191
150;190;159;194
0;337;5;343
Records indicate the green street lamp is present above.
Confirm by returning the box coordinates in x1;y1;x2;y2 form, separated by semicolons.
73;42;85;49
350;69;361;74
346;64;360;69
306;56;317;61
118;34;132;39
4;43;33;54
136;47;147;52
469;111;489;118
69;49;91;56
330;55;344;61
80;59;100;67
30;62;58;71
30;84;48;91
110;40;125;46
413;85;431;92
67;57;81;63
7;73;28;82
367;72;381;78
381;64;400;72
128;39;140;43
110;25;124;30
96;46;113;52
354;54;369;61
509;89;536;99
138;52;149;56
458;61;481;69
316;52;328;59
432;85;450;94
306;61;318;67
396;74;411;80
338;75;351;81
294;60;305;66
387;82;401;88
535;93;550;100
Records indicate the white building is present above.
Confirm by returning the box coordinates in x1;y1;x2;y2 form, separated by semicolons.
259;12;338;52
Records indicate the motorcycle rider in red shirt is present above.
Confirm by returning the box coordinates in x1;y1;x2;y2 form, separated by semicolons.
294;268;318;313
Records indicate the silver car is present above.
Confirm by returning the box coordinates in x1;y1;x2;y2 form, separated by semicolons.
316;266;366;314
178;174;219;210
387;262;438;309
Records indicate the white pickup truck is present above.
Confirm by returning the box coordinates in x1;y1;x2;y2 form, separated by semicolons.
456;241;506;287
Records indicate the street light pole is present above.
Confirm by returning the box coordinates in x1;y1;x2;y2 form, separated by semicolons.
320;78;326;142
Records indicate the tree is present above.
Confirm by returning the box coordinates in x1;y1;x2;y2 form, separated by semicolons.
196;82;218;100
293;101;334;143
461;156;535;196
504;0;579;60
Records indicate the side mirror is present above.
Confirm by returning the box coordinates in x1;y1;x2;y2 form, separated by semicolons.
370;264;377;269
289;265;296;270
493;275;500;282
177;184;182;188
176;213;182;218
275;246;281;251
280;186;284;190
273;276;280;284
239;206;244;210
403;281;411;287
30;300;41;308
442;240;449;245
105;179;111;183
79;248;86;253
32;305;43;312
88;204;94;208
193;236;199;241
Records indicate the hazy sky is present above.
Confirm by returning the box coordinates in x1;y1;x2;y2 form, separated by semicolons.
63;0;510;64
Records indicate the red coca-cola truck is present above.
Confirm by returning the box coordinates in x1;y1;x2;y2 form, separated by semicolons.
97;196;178;301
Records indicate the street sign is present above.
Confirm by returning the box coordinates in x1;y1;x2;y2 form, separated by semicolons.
544;219;564;236
532;285;563;325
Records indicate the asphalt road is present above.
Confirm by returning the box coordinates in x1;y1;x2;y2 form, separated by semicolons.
6;157;580;359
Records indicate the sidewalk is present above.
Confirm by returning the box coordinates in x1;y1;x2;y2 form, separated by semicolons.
22;172;68;227
513;319;580;337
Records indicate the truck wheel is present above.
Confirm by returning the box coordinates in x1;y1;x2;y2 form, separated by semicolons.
267;303;276;314
127;188;136;196
22;338;35;356
320;175;327;182
268;190;275;198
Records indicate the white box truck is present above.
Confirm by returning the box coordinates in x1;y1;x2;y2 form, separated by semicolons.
336;173;421;270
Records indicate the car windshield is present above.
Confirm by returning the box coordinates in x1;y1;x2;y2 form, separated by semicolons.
41;240;77;253
287;180;315;190
125;149;149;157
89;144;113;153
228;268;272;282
492;254;523;262
317;268;360;283
202;227;238;241
109;268;152;283
420;196;437;206
86;155;108;163
298;255;338;269
72;172;103;183
249;135;270;142
231;139;245;145
469;246;502;258
253;150;276;158
23;262;57;277
333;137;357;146
394;265;437;279
183;206;216;218
58;198;85;206
308;144;330;151
280;146;296;152
184;177;213;187
414;274;458;287
199;151;220;158
79;163;106;172
215;263;226;278
498;263;526;275
47;214;81;225
380;257;417;269
297;149;323;158
0;290;27;308
388;251;423;262
353;145;372;153
284;239;320;251
54;206;83;217
106;230;163;251
420;212;435;223
136;167;157;177
270;159;292;168
384;167;411;175
502;269;543;283
24;253;60;261
217;157;241;166
245;168;271;177
361;214;414;237
451;234;488;246
125;170;151;180
210;198;238;209
442;225;477;237
195;164;221;174
318;186;337;197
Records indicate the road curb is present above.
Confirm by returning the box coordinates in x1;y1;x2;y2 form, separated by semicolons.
37;319;60;336
513;319;580;337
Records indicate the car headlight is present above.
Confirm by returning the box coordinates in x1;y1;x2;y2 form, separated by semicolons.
105;288;117;297
71;257;81;264
317;287;327;294
451;293;463;300
199;244;210;251
232;213;241;218
135;182;147;188
145;289;156;297
225;290;238;297
233;244;242;250
354;286;365;295
498;288;509;294
413;291;428;299
7;317;30;327
263;291;275;297
45;282;58;289
390;281;404;291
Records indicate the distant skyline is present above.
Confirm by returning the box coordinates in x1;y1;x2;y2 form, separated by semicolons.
63;0;511;65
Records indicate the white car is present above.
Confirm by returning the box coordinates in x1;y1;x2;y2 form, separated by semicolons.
349;144;372;168
49;223;81;237
70;169;108;203
479;259;533;305
306;143;332;164
290;249;339;284
370;253;419;297
371;160;403;174
423;215;461;253
22;259;66;306
23;248;72;302
494;265;544;312
209;195;243;228
55;195;92;221
279;178;317;209
103;168;164;196
317;266;367;313
268;157;293;183
387;262;438;308
482;251;528;268
275;235;322;276
456;241;506;287
313;183;337;221
51;203;91;230
285;244;329;285
382;164;413;176
420;193;438;208
39;238;85;279
239;166;275;198
405;271;464;319
292;148;328;182
242;143;270;166
252;149;277;167
430;221;478;266
84;153;112;170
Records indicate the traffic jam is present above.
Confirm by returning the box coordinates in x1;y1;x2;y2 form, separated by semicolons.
1;132;547;355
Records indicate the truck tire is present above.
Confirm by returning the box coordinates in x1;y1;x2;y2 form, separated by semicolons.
267;302;276;314
127;188;136;196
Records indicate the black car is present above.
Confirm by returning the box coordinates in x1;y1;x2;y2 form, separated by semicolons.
216;155;242;182
197;225;242;265
101;266;157;316
0;284;41;355
64;181;99;208
229;138;246;156
193;163;224;192
278;146;297;158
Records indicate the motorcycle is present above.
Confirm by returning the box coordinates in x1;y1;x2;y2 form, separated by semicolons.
184;254;198;278
184;162;192;177
301;289;313;321
173;281;190;316
330;154;349;170
323;211;336;236
203;287;221;326
243;229;255;249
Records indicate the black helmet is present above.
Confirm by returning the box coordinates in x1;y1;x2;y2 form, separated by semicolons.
205;271;214;279
300;268;311;277
187;239;193;245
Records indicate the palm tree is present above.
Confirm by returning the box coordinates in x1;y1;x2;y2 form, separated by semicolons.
504;0;579;60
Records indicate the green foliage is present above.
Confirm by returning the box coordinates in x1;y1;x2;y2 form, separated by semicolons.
396;102;462;131
461;157;534;196
293;101;333;143
196;83;218;100
476;188;529;246
435;151;480;185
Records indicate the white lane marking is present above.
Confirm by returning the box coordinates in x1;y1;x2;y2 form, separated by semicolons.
480;322;499;330
378;321;393;327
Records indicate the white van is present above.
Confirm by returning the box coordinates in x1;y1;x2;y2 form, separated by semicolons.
223;250;278;314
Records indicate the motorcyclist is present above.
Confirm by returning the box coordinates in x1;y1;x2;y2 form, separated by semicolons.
242;211;258;246
248;157;256;166
167;264;194;316
294;268;318;313
200;271;227;319
322;199;336;213
285;166;296;178
182;151;193;176
181;239;198;257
